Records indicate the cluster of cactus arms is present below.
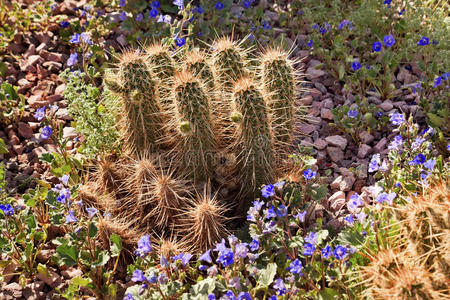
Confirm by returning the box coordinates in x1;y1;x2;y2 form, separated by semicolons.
86;37;301;254
361;183;450;299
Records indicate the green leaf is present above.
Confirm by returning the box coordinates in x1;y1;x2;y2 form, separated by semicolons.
37;263;50;277
427;113;443;127
0;62;7;77
257;262;277;288
55;244;79;267
189;277;216;297
92;251;110;267
0;138;8;154
71;276;91;287
88;222;98;238
338;64;345;80
110;233;122;257
317;288;339;300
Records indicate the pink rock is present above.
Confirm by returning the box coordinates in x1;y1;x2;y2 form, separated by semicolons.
308;88;322;98
17;122;34;138
327;146;344;163
47;52;63;62
47;94;62;103
299;95;313;106
28;95;46;108
3;282;22;298
313;138;327;150
379;100;393;111
320;108;333;120
36;269;62;288
359;131;374;144
327;217;345;231
374;137;387;153
297;123;316;135
61;267;83;279
55;84;66;95
357;144;372;158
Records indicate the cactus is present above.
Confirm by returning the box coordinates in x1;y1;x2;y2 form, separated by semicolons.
232;77;274;203
172;70;217;182
91;37;302;254
105;51;165;155
261;48;298;154
178;185;230;252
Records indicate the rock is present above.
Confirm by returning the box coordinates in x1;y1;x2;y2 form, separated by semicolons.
116;34;127;47
28;95;46;108
340;176;355;192
24;44;36;59
320;108;333;120
264;10;279;22
47;94;62;103
36;249;55;263
18;78;33;89
374;137;387;153
61;267;83;279
330;175;343;190
36;269;62;288
314;82;327;94
327;217;345;231
297;123;316;135
300;95;313;106
43;61;62;72
306;67;326;80
397;67;413;84
327;146;344;163
63;127;77;139
55;108;72;120
313;138;327;150
3;282;22;298
328;191;346;212
325;135;347;150
322;98;333;109
2;263;18;284
308;88;322;98
357;144;372;158
55;84;66;95
359;131;374;144
13;144;24;155
379;100;393;111
46;52;63;62
35;32;53;45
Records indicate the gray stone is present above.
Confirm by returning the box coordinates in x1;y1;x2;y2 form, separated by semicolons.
314;82;327;94
322;98;333;109
379;100;393;111
374;137;387;153
320;108;333;120
306;67;326;80
357;144;372;158
359;131;374;144
313;138;327;150
327;217;345;231
325;135;347;150
327;146;344;163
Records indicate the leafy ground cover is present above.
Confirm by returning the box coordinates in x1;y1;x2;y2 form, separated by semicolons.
0;0;449;299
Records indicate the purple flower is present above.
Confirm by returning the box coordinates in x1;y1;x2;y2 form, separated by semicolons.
65;210;78;224
181;253;193;265
265;206;276;219
157;14;171;24
262;221;277;234
136;13;143;21
338;20;350;30
80;32;92;45
356;212;367;222
303;168;316;181
149;9;158;18
276;205;288;217
59;174;70;185
175;37;185;47
348;193;362;211
151;1;160;8
409;154;426;165
208;294;216;300
237;292;252;300
442;72;450;80
242;1;251;9
124;293;135;300
215;2;224;10
86;207;98;218
40;126;52;140
351;61;361;71
131;269;147;282
119;0;126;7
249;239;259;251
70;33;81;44
262;20;271;30
388;134;403;151
306;39;313;48
137;234;152;255
235;243;249;258
348;109;358;118
229;277;241;290
304;243;315;256
288;259;303;275
158;273;168;284
273;278;286;295
417;36;429;46
424;159;436;171
196;6;204;14
261;184;275;198
333;245;347;259
60;20;69;28
376;192;396;204
199;249;212;263
0;204;14;216
384;0;392;7
34;106;46;121
344;214;354;225
67;53;78;67
160;255;169;267
213;238;227;253
383;35;396;47
319;27;326;35
433;76;442;87
321;245;332;259
390;112;405;126
217;248;234;267
372;41;382;52
207;265;218;277
295;211;307;222
173;0;184;10
119;11;127;21
305;232;317;244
